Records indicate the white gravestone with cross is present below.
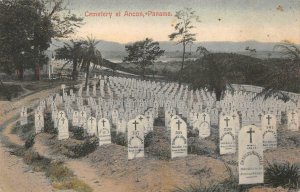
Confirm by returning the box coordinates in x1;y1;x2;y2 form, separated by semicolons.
20;106;28;125
35;111;44;134
97;118;111;146
239;125;264;184
219;114;236;154
79;110;87;129
58;116;69;140
287;110;299;131
127;119;144;160
117;118;127;133
136;115;147;133
198;113;211;138
262;114;277;150
170;118;187;159
72;111;79;127
87;116;97;136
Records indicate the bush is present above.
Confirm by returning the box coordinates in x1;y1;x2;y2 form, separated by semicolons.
46;161;74;182
265;162;300;189
23;149;51;172
44;113;57;134
188;129;199;138
144;131;155;148
111;132;127;146
65;137;99;158
46;161;92;192
25;134;35;149
70;126;85;140
188;137;216;156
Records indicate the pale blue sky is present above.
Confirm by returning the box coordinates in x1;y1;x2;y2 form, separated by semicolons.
66;0;300;43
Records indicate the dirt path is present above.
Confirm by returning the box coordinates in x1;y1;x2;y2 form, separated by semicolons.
0;87;60;192
0;142;54;192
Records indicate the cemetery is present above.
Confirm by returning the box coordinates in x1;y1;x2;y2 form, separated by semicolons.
1;74;298;192
0;0;299;192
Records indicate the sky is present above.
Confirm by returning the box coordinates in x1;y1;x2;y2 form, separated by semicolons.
66;0;300;44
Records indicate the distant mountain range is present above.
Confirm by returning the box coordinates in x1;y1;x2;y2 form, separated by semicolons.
48;39;295;61
50;39;285;52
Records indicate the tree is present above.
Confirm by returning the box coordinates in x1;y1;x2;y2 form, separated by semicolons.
0;0;83;80
82;36;102;90
123;38;164;79
55;40;84;80
169;8;200;84
196;46;209;58
258;41;300;100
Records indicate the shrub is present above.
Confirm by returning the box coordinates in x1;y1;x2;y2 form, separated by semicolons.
46;161;92;192
144;131;155;148
265;162;300;189
65;137;99;158
25;134;35;149
70;126;85;140
111;131;127;146
44;113;57;134
188;129;199;138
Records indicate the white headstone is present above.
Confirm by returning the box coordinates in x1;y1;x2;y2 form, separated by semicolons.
219;115;236;154
87;117;97;136
261;114;277;150
97;118;111;146
127;119;144;160
170;118;187;159
239;125;263;184
58;116;69;140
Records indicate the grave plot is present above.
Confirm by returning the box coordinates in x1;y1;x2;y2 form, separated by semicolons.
13;75;300;192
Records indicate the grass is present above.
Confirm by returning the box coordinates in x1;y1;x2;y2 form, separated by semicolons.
46;161;92;192
173;164;257;192
265;162;300;189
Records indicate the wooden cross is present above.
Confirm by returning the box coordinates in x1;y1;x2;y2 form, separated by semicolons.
60;111;64;117
247;128;255;143
176;120;182;130
133;120;139;130
224;117;230;127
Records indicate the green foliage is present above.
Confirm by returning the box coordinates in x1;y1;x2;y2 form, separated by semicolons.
44;113;57;134
70;126;85;140
169;7;200;83
144;131;155;148
24;134;35;149
111;132;127;146
123;38;164;78
46;161;92;192
65;137;99;158
265;162;300;189
0;0;82;79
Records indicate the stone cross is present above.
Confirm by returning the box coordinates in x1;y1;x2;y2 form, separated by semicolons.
247;127;255;143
